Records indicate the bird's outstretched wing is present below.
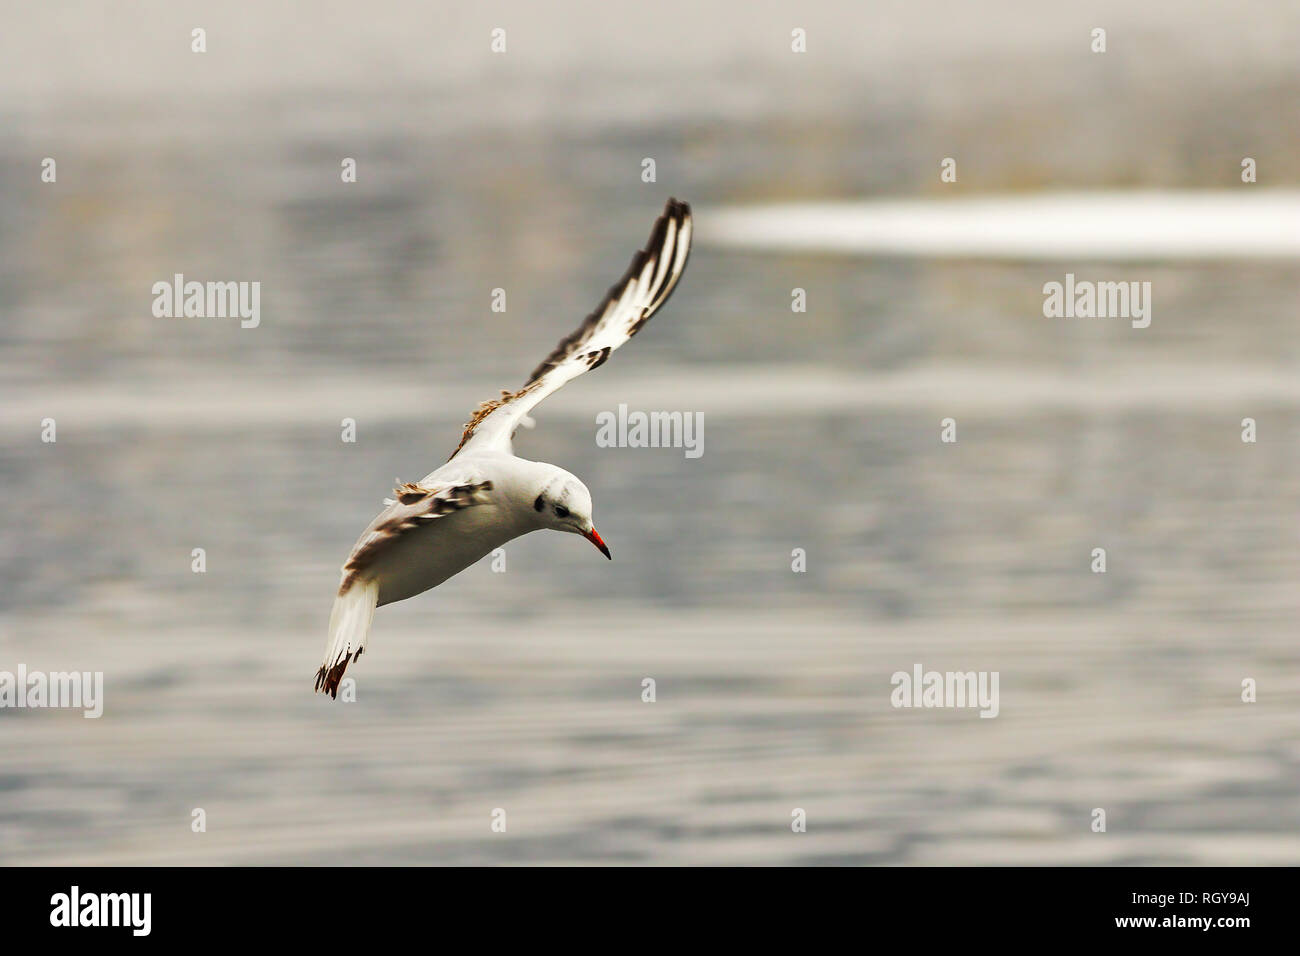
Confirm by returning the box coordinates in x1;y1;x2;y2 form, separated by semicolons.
450;198;692;460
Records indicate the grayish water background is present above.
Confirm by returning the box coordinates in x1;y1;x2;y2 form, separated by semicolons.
1;1;1298;864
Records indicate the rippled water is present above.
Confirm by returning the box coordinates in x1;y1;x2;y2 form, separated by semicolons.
2;1;1299;865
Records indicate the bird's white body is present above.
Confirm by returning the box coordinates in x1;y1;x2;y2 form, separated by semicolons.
315;199;693;696
365;455;549;607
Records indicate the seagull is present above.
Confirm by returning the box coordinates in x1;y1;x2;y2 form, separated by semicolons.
315;198;693;697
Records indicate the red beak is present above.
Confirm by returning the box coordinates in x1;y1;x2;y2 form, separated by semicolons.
584;528;612;560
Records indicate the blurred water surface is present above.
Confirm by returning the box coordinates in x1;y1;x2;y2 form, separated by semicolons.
1;1;1299;864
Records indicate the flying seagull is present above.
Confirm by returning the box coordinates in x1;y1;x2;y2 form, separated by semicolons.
316;198;693;697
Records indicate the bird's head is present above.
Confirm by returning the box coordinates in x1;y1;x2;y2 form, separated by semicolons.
531;468;610;559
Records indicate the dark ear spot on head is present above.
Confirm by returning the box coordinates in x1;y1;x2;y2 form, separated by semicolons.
534;494;545;512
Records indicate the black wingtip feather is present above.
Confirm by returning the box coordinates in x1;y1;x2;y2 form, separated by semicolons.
524;198;692;385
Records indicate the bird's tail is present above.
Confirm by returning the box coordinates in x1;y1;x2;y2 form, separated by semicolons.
315;578;379;699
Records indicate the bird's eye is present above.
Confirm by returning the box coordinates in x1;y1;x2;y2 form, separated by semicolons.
554;505;570;518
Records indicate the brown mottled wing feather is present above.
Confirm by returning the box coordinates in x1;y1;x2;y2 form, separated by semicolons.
336;480;493;594
450;198;692;460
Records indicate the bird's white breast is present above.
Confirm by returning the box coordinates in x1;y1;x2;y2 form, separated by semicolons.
367;454;543;606
372;501;525;606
